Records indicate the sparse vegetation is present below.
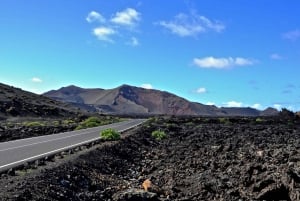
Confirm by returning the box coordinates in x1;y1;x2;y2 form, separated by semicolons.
2;116;300;200
100;128;120;141
166;123;177;129
219;117;231;124
185;122;194;126
23;121;45;127
53;120;60;126
151;130;167;140
75;116;120;130
63;119;75;125
255;117;264;123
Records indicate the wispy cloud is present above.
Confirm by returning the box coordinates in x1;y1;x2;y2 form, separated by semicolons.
111;8;140;27
193;57;254;69
281;84;296;94
93;27;116;42
218;102;264;109
286;84;296;89
272;101;300;112
273;104;282;110
206;102;215;106
141;83;153;89
222;101;243;107
195;87;207;94
251;103;262;110
87;8;140;44
270;53;283;60
283;29;300;41
86;11;106;23
127;37;139;46
282;90;292;94
157;11;225;37
31;77;42;83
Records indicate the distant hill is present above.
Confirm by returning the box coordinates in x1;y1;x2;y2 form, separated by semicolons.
0;83;81;120
261;107;280;116
219;107;261;116
44;84;278;116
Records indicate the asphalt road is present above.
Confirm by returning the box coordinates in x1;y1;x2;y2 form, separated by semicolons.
0;119;146;173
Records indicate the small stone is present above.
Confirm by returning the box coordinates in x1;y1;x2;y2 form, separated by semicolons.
256;150;264;157
142;179;152;191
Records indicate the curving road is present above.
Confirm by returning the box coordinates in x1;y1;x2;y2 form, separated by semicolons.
0;119;146;173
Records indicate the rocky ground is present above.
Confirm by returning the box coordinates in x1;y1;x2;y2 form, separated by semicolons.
1;116;300;200
0;118;82;143
0;115;121;142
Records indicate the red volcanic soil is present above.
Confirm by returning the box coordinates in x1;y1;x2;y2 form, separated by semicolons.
0;117;300;200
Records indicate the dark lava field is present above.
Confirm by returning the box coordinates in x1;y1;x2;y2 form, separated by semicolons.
1;116;300;200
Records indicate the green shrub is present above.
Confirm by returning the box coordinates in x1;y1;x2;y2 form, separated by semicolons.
219;118;230;124
75;117;103;130
24;121;45;127
100;128;120;141
185;122;194;126
166;123;177;128
151;130;167;140
255;118;264;123
53;120;60;126
63;119;75;125
75;116;121;130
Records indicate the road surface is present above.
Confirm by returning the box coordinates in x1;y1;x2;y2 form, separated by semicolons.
0;119;146;173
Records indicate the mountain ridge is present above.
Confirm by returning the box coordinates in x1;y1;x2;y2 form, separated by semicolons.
44;84;278;116
0;83;81;120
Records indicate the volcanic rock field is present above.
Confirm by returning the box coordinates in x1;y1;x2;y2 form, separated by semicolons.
1;116;300;200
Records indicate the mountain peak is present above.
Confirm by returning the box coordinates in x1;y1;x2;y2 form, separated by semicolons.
117;84;137;89
63;85;83;89
44;84;277;116
261;107;279;116
55;85;85;96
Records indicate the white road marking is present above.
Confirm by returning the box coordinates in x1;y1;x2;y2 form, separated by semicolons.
0;120;145;171
0;136;101;170
0;121;135;152
0;120;127;145
0;129;96;152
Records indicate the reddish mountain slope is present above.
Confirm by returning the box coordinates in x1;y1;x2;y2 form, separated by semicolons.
44;84;278;116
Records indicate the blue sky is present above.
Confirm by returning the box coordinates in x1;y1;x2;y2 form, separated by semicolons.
0;0;300;111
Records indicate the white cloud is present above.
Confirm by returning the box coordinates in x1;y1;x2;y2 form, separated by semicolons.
206;102;215;106
196;87;207;94
111;8;140;27
159;20;204;37
31;77;42;83
93;27;116;42
273;104;282;110
270;53;283;60
193;57;254;69
223;101;243;107
235;57;254;66
127;37;139;46
251;103;262;110
86;11;106;23
141;83;153;89
158;12;225;37
283;29;300;41
87;8;141;44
